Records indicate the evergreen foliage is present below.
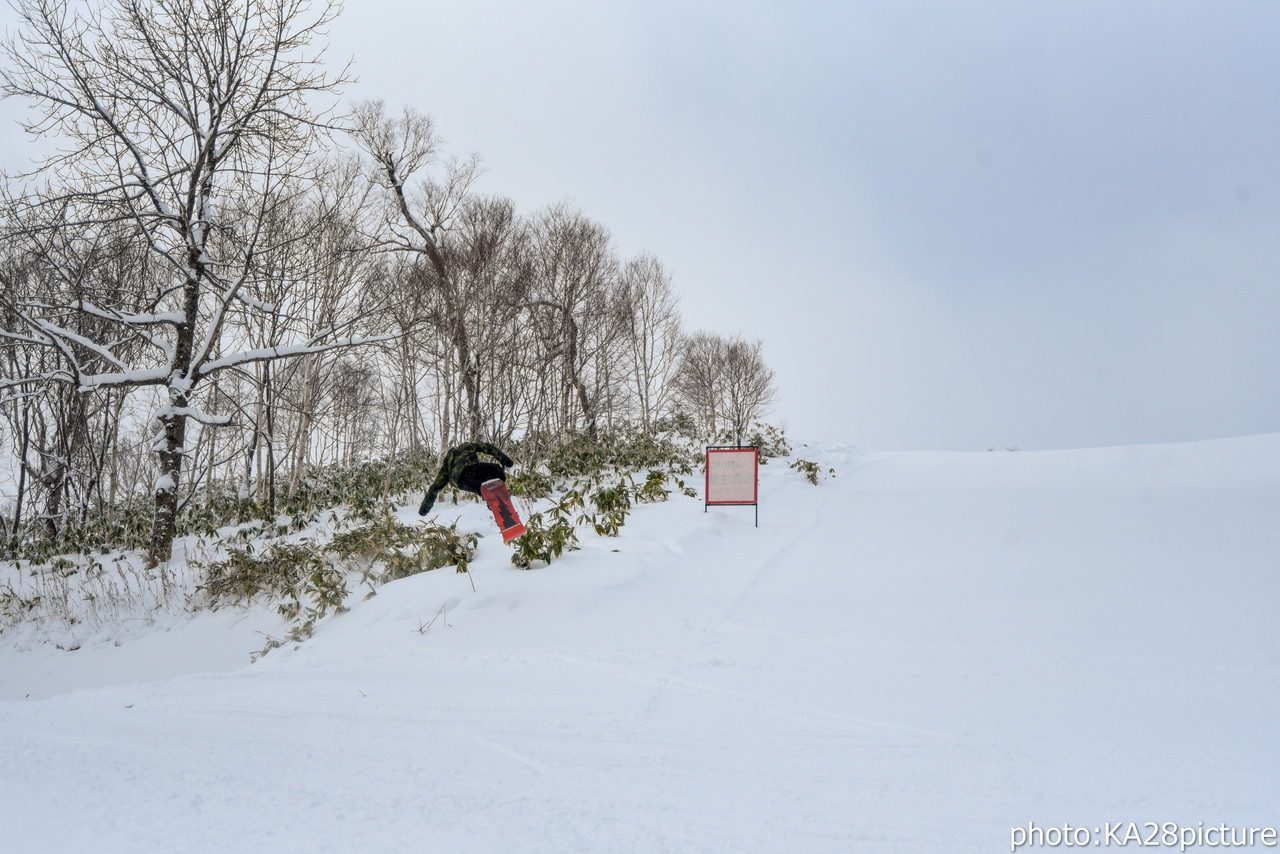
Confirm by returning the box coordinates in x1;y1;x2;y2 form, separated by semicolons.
510;510;580;569
516;427;700;483
201;542;334;609
378;523;479;580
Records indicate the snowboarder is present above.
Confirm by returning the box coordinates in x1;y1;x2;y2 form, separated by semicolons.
418;441;516;516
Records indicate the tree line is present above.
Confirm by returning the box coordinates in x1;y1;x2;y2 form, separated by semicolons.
0;0;777;567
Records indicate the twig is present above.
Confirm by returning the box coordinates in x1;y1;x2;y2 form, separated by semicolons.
415;602;451;634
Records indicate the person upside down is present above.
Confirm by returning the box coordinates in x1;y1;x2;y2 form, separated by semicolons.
418;442;515;516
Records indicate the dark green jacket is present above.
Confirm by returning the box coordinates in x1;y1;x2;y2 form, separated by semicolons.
419;442;513;513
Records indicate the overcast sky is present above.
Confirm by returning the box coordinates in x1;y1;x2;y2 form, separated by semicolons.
3;0;1278;450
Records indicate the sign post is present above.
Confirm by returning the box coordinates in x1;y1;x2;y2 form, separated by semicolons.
704;446;759;526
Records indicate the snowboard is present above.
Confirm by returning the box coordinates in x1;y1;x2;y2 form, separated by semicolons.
480;478;526;542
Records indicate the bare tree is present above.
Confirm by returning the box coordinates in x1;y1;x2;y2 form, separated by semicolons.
527;203;619;438
673;331;776;445
350;100;487;440
671;331;722;437
442;194;532;444
1;229;156;544
719;336;776;446
616;254;681;433
220;162;379;512
353;256;429;461
0;0;390;566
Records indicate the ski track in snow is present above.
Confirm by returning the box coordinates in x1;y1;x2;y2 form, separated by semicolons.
2;436;1279;852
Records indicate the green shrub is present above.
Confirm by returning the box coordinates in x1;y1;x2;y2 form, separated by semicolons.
636;470;672;503
380;522;479;580
275;564;349;626
788;458;835;485
507;469;555;499
256;562;352;657
747;423;792;461
585;480;632;537
201;542;331;607
0;581;42;624
515;428;700;482
511;510;580;569
709;422;792;463
328;516;423;561
200;541;358;658
328;515;479;581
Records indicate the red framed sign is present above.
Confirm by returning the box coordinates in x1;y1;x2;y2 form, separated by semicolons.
705;446;759;526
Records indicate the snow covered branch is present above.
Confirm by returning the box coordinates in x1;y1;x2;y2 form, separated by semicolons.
71;300;184;327
196;334;397;378
75;367;172;392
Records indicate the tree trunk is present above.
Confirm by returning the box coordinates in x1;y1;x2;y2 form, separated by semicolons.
563;314;598;438
10;395;32;547
263;361;277;515
147;280;197;568
105;393;125;524
147;387;188;567
287;354;323;501
446;304;482;441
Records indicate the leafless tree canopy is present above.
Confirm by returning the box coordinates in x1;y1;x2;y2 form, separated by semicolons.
0;1;780;560
673;332;777;446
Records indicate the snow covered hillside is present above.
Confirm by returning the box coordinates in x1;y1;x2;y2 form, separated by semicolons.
2;436;1278;853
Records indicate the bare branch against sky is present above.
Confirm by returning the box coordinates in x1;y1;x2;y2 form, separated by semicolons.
4;0;1277;450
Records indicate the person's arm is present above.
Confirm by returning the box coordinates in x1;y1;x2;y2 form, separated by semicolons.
418;464;450;515
477;442;514;468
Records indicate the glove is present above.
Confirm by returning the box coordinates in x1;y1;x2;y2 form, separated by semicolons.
418;498;434;516
500;454;514;468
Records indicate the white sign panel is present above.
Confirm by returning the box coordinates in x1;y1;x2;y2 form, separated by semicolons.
705;448;758;504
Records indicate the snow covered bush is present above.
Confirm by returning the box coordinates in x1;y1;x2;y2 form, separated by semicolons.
201;543;333;609
328;516;478;579
520;428;700;483
511;506;580;570
327;517;424;565
788;459;835;485
587;482;632;537
379;523;479;580
744;423;792;462
507;470;556;500
635;470;673;503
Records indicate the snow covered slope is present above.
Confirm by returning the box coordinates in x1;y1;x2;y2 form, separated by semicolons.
2;436;1278;853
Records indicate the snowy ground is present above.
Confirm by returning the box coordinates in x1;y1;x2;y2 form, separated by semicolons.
2;436;1278;853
